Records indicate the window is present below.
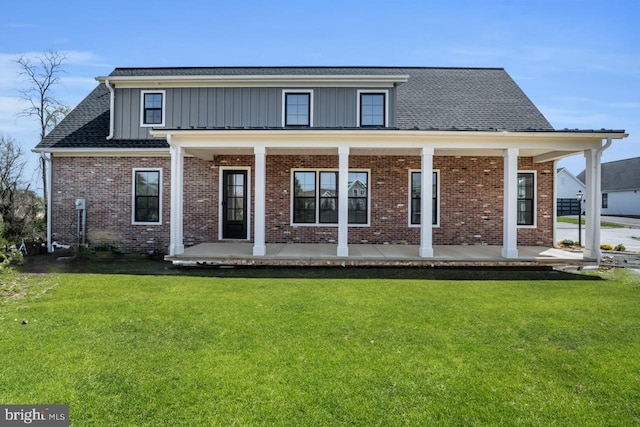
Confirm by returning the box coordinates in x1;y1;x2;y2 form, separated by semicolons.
283;91;313;127
602;193;608;209
292;170;369;225
348;172;368;224
358;91;387;127
293;171;316;223
133;169;161;224
517;172;535;226
141;90;165;127
410;171;439;226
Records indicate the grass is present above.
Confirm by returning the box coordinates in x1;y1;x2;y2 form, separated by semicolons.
557;216;625;228
1;264;639;425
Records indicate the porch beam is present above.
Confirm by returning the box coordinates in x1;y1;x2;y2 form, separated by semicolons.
337;146;349;257
419;147;434;257
502;148;519;258
169;142;185;256
253;147;266;256
533;150;578;163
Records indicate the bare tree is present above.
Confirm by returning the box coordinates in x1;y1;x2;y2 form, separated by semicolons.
0;136;41;245
15;50;68;221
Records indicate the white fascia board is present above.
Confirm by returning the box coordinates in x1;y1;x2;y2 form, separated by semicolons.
32;147;170;157
153;129;626;150
95;74;409;88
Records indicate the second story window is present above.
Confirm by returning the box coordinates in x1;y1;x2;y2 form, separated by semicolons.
141;90;165;127
284;91;312;127
358;92;387;127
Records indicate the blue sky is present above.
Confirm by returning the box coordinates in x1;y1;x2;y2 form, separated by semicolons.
1;0;638;192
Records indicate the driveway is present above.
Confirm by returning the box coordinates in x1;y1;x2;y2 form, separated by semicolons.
556;216;640;252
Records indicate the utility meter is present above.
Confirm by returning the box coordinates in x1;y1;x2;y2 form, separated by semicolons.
75;198;86;210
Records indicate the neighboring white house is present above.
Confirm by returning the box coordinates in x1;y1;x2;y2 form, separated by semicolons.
557;167;585;215
578;157;640;217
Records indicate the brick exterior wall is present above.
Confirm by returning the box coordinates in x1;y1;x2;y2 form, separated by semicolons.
51;154;555;252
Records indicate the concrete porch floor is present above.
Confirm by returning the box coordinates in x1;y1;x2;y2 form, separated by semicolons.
166;243;589;268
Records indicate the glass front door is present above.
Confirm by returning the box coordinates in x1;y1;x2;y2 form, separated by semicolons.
222;170;247;239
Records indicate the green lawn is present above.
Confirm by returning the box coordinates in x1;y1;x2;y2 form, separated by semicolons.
1;267;639;425
557;216;625;228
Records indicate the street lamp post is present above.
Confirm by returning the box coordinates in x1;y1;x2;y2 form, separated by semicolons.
576;190;583;247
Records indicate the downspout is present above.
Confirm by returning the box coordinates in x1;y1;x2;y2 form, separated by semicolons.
43;153;52;252
104;79;115;140
597;137;613;157
552;159;558;247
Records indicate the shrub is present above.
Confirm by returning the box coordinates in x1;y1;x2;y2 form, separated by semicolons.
0;245;24;270
560;239;575;247
600;244;613;251
614;244;626;252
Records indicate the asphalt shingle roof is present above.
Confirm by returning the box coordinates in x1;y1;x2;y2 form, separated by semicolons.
577;157;640;192
38;66;558;150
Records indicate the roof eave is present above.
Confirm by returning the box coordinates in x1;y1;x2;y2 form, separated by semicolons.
95;74;410;88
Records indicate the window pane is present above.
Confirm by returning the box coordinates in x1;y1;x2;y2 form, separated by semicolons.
136;171;159;196
517;173;534;225
144;93;162;108
294;172;315;196
293;171;316;223
411;172;437;225
145;110;162;124
143;93;163;125
348;171;368;224
285;93;310;126
294;198;315;223
360;94;385;126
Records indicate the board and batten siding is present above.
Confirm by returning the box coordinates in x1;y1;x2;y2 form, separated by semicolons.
113;86;397;139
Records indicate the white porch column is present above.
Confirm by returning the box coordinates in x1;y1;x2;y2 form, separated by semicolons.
253;146;267;256
502;148;519;259
169;142;185;256
583;148;601;261
337;146;349;257
419;147;434;257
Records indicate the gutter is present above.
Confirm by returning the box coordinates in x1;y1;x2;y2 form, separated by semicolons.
104;79;115;140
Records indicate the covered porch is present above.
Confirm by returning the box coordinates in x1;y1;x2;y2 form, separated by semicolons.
151;128;628;265
166;243;588;268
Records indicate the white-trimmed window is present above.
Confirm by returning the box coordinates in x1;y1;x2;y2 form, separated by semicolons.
357;90;388;127
517;171;536;227
140;90;166;127
132;169;162;224
292;169;369;225
409;170;439;226
283;90;313;127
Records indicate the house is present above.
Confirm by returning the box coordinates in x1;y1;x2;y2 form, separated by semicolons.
556;167;585;215
577;157;640;217
34;66;627;263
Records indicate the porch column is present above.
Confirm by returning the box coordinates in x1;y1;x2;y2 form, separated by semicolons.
502;148;519;259
337;146;349;257
253;146;267;256
169;143;184;256
419;147;434;257
583;148;601;261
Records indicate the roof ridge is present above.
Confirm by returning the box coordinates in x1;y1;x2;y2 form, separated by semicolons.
111;66;506;71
